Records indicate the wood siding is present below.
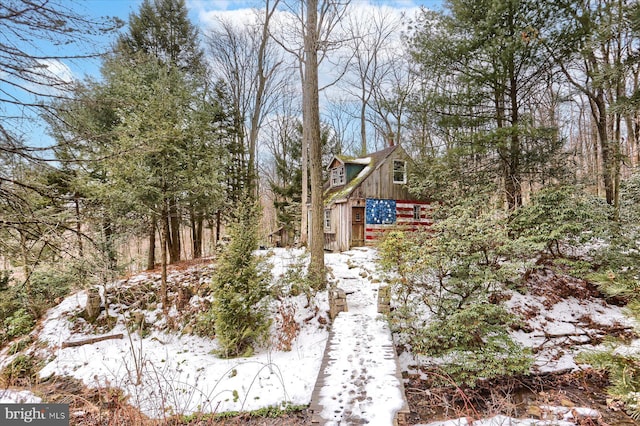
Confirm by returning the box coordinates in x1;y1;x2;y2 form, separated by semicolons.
358;149;417;201
321;145;430;252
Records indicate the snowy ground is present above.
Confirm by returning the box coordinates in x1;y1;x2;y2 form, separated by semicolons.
315;249;406;425
0;247;637;425
2;248;330;419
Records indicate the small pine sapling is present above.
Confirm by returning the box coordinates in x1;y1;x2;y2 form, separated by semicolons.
210;202;272;358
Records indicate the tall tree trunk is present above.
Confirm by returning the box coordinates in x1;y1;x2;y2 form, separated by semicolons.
168;197;181;264
147;216;156;270
19;230;31;295
102;215;117;274
360;101;367;155
246;0;279;199
190;208;203;259
300;63;309;247
74;196;83;259
216;210;222;245
305;0;325;289
507;69;522;210
160;201;169;308
590;94;615;206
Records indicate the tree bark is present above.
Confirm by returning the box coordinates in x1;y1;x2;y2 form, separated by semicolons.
160;200;169;308
507;63;522;210
216;210;221;245
305;0;325;289
300;62;309;247
191;208;203;259
74;197;83;259
102;215;117;274
168;197;181;263
147;216;156;270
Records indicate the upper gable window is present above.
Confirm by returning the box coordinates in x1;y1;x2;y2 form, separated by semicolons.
331;165;346;187
393;160;406;184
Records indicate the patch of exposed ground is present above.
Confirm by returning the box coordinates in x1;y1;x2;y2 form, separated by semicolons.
402;263;639;425
404;368;637;425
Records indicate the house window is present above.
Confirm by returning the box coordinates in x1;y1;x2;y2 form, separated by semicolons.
331;166;345;187
393;160;406;184
324;209;331;230
413;205;421;220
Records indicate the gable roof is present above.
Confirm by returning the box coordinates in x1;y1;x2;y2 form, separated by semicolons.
324;145;401;206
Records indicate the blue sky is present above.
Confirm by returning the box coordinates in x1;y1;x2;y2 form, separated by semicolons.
50;0;444;84
8;0;443;149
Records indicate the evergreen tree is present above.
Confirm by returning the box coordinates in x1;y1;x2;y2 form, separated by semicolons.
116;0;208;264
408;0;566;209
210;202;271;358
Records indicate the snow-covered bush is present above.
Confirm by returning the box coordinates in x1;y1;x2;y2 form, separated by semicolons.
379;202;532;386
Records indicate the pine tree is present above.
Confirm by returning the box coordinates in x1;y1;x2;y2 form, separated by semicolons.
210;202;271;358
408;0;566;209
116;0;207;264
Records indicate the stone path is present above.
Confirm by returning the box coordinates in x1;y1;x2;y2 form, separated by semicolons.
309;248;409;425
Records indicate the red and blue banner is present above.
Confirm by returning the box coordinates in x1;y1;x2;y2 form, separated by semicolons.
365;198;432;242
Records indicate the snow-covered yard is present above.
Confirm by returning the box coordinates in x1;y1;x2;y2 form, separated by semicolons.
0;247;638;425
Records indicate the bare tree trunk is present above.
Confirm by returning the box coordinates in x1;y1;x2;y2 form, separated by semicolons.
360;101;367;155
19;230;31;295
190;208;203;259
305;0;325;289
216;210;222;245
590;94;615;206
74;197;83;259
506;69;522;210
300;62;309;247
168;198;181;264
247;0;280;198
102;216;117;274
160;201;169;308
147;216;156;270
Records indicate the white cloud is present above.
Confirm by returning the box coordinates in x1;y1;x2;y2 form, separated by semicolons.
29;59;75;97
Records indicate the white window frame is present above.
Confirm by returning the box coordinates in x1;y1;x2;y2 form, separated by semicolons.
331;165;346;187
413;205;421;220
393;160;406;184
324;209;332;230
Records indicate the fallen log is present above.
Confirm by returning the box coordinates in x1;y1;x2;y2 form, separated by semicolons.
61;333;124;348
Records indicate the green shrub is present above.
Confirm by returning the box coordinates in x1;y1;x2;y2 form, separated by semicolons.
413;303;532;386
193;310;215;337
0;267;73;347
0;354;41;386
8;336;33;355
0;270;11;291
509;185;610;257
26;268;72;318
4;309;35;341
379;201;532;386
270;254;314;303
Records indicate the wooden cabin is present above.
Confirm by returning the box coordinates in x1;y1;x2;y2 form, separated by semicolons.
320;145;432;252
